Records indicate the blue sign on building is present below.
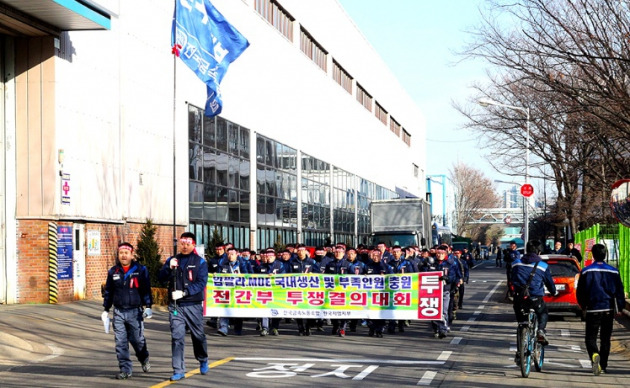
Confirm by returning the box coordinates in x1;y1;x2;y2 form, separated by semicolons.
57;226;73;280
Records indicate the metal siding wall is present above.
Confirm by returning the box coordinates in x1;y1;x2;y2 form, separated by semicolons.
14;37;56;217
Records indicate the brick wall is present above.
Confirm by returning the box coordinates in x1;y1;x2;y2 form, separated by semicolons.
16;219;184;303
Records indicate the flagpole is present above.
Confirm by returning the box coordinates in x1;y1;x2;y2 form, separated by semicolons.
172;12;177;257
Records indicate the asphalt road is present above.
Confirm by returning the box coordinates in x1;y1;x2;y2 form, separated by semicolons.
1;260;629;387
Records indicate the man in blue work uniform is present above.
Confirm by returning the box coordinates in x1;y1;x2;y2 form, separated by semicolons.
505;241;521;292
577;243;625;375
324;245;351;336
365;248;392;337
445;248;463;326
205;244;225;329
289;244;320;335
256;248;286;335
387;246;415;334
453;250;469;311
158;232;209;382
511;240;557;354
428;247;453;338
216;246;251;336
103;242;152;380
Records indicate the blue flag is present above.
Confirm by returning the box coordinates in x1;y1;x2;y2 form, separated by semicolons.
172;0;249;116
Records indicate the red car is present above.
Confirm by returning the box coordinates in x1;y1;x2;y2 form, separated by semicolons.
541;254;582;315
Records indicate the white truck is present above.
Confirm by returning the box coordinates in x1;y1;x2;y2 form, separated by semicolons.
369;198;432;248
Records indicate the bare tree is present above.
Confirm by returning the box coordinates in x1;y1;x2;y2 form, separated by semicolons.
450;162;500;237
456;0;630;234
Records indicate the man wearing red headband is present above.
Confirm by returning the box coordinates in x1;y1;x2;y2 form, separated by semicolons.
158;232;209;381
102;242;152;380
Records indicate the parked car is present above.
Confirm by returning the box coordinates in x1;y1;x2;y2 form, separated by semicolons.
540;254;581;315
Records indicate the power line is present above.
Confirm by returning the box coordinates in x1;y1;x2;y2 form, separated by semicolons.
426;137;476;143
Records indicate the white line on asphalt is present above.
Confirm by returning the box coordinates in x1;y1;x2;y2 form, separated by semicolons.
40;343;63;363
437;351;452;361
477;305;485;309
561;329;570;337
417;371;437;386
579;359;592;368
353;365;379;380
460;325;470;332
483;280;503;303
473;311;481;315
234;358;445;364
553;344;582;352
450;337;462;345
467;317;476;323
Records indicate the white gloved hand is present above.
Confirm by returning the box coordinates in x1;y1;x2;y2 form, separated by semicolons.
170;258;178;269
143;308;153;319
101;311;109;322
172;290;184;300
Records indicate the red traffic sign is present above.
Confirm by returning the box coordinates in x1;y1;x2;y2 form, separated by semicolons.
520;184;534;197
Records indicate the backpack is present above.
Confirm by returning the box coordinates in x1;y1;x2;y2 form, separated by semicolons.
514;262;539;309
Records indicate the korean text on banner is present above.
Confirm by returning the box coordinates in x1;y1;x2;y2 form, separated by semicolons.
172;0;249;116
204;272;443;321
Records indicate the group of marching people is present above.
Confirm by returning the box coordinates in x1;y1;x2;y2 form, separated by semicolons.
207;241;473;339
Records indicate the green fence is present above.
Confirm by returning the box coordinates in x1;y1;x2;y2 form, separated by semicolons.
574;223;630;295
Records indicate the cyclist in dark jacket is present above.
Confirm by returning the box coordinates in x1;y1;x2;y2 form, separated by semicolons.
511;240;556;346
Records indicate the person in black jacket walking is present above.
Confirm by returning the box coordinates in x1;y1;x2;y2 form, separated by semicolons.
158;232;209;382
576;244;625;375
102;242;152;380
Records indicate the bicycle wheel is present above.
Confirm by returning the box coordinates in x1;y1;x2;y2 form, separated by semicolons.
519;325;531;378
534;341;545;372
532;315;544;372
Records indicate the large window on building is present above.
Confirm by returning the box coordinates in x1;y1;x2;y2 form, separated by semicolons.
333;167;355;246
255;0;294;41
256;134;298;244
188;105;251;249
301;154;331;246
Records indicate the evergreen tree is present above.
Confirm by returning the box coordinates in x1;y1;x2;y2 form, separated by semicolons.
136;219;162;286
273;233;285;253
208;227;224;258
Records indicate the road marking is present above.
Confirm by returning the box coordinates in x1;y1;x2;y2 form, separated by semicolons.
553;344;582;352
473;311;481;315
352;365;379;380
235;358;445;365
561;329;570;337
483;280;503;303
467;317;476;323
150;357;234;388
437;351;452;361
579;359;592;368
450;337;462;345
417;371;437;386
460;325;470;332
40;343;63;363
477;305;485;309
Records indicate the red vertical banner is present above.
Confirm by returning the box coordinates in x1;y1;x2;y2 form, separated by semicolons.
417;271;443;319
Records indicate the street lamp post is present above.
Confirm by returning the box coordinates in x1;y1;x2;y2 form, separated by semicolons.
480;98;531;243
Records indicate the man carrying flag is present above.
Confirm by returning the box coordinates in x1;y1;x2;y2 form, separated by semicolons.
172;0;249;116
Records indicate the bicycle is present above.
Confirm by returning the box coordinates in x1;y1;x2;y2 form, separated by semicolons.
516;305;544;378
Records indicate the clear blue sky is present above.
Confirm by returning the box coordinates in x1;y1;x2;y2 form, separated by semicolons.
337;0;508;183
